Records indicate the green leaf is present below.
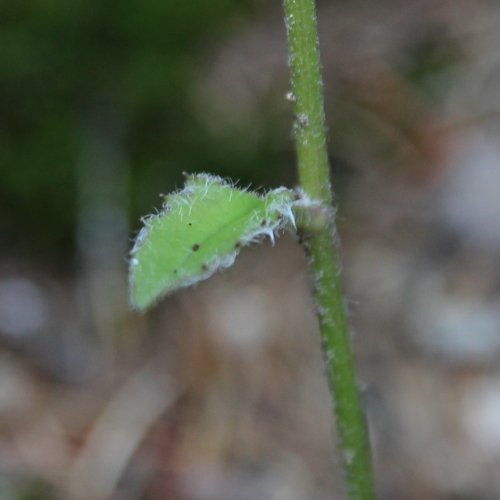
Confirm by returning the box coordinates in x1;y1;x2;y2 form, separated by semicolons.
129;174;295;311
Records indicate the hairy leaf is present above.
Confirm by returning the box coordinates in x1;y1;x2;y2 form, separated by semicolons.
129;174;295;311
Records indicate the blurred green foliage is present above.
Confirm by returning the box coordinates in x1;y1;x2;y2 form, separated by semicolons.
0;477;56;500
0;0;290;261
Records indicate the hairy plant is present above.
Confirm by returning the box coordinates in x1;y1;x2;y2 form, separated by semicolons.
129;0;376;497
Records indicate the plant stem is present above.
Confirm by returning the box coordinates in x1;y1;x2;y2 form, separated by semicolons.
283;0;376;498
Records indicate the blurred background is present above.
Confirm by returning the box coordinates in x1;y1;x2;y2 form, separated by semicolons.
2;0;500;498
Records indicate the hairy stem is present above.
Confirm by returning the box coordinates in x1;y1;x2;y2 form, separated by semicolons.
283;0;376;498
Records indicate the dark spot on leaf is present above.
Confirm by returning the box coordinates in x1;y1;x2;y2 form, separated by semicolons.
173;269;178;274
260;219;267;226
234;241;241;250
192;243;200;251
188;222;192;226
201;263;208;271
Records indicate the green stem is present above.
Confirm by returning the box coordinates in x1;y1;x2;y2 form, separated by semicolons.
283;0;376;498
